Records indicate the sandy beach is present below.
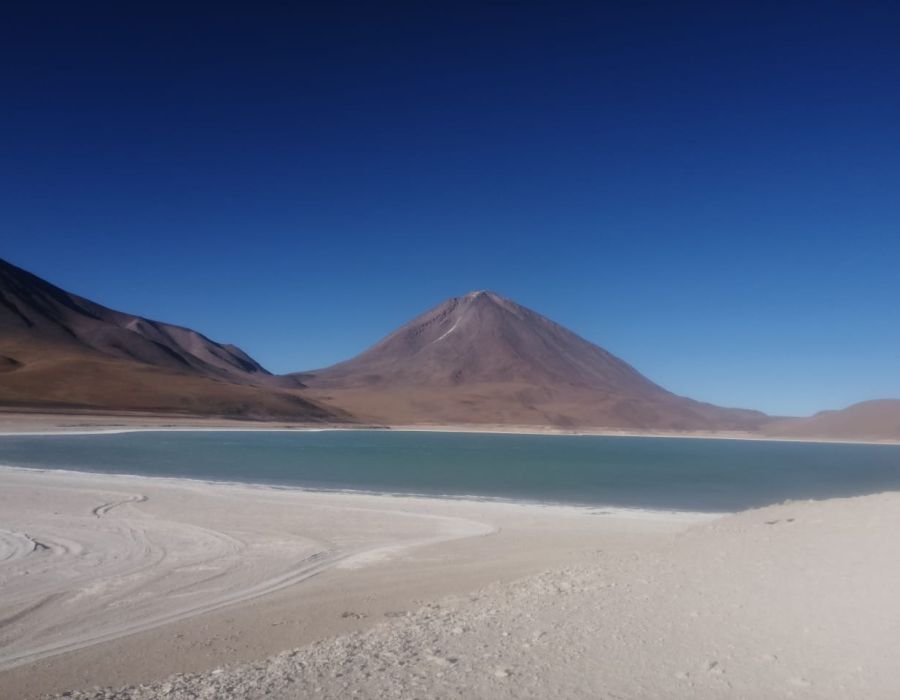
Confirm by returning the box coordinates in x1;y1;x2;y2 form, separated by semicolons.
98;490;900;700
0;465;697;698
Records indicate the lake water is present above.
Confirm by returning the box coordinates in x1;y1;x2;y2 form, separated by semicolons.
0;430;898;512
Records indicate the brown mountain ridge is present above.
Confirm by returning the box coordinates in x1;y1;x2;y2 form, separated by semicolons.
0;258;340;420
3;259;896;439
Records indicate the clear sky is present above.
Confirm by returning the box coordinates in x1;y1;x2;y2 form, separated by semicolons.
2;1;899;416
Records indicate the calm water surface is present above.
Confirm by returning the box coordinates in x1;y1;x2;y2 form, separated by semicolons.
0;430;898;512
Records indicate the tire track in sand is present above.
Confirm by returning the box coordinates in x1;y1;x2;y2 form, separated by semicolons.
0;492;494;672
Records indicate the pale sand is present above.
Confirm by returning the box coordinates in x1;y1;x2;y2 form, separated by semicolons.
29;489;900;700
0;466;696;698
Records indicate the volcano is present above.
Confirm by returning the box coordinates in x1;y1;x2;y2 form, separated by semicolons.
297;291;769;431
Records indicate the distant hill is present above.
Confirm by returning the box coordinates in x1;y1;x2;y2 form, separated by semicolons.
0;258;341;420
296;291;769;431
0;257;292;387
764;400;900;441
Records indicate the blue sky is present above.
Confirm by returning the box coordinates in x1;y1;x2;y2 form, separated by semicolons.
2;2;899;416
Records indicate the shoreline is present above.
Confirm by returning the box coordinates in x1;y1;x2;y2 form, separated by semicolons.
0;413;898;447
0;462;720;521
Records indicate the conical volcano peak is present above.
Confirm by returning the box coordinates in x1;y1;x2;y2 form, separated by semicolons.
299;291;768;430
303;291;661;393
457;289;507;308
464;289;501;300
455;290;524;317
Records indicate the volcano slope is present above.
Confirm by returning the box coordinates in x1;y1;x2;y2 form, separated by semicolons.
296;291;767;431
